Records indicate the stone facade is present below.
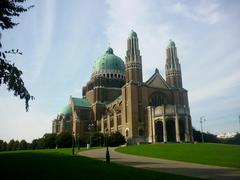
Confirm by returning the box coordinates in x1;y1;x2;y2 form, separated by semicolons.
52;30;193;144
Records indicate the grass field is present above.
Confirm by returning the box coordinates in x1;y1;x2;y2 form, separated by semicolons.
116;143;240;168
0;148;200;180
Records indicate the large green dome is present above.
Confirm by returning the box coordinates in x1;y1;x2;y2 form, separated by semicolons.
59;105;72;116
93;47;125;76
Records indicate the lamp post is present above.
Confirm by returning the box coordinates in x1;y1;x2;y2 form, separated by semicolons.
200;116;206;143
72;131;75;155
238;115;240;132
105;128;110;163
88;123;95;148
77;133;80;152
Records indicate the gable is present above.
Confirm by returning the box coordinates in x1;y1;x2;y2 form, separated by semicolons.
146;69;169;89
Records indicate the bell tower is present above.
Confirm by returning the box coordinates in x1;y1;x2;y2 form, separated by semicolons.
165;40;183;88
125;30;143;83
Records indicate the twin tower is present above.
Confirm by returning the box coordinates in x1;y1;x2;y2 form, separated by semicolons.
125;30;182;89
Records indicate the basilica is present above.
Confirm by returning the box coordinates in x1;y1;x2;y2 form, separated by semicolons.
52;30;193;144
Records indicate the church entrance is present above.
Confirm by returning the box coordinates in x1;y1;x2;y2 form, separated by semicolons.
166;120;176;142
155;121;163;142
179;118;185;142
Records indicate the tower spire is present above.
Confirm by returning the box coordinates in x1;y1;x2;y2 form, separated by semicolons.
165;40;183;88
125;30;143;83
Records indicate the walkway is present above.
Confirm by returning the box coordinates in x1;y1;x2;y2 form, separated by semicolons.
80;147;240;180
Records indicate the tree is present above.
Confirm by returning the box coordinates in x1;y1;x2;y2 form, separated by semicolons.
91;132;104;147
56;132;72;148
219;133;240;145
35;138;45;149
108;132;126;147
30;139;38;149
0;0;34;111
192;127;219;143
19;139;28;150
2;141;7;151
7;139;16;150
0;140;3;151
14;140;20;150
42;133;57;149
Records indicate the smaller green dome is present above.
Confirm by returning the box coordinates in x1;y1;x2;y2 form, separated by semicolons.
128;30;137;38
167;39;175;48
60;105;72;115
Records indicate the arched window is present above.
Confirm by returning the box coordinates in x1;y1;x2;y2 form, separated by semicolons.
149;93;165;107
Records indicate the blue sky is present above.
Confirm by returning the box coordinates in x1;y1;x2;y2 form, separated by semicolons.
0;0;240;142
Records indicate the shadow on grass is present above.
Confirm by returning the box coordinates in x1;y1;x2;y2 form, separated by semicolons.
0;149;201;180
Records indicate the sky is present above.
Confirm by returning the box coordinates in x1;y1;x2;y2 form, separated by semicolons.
0;0;240;142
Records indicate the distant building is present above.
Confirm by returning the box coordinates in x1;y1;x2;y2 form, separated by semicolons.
217;132;237;139
52;30;193;144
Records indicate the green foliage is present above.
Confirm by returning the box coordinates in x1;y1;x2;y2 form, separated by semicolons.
19;139;28;150
30;139;39;149
192;127;219;143
42;133;57;149
0;0;33;30
55;132;72;148
117;143;240;168
0;0;34;111
91;132;104;147
7;139;16;150
108;131;126;147
0;148;199;180
219;133;240;145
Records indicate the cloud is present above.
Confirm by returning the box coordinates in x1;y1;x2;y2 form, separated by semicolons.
189;70;240;103
105;0;175;81
173;0;222;24
31;0;56;81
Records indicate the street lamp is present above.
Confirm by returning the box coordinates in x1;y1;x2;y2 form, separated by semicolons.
77;133;80;152
105;128;110;163
238;115;240;132
72;131;75;155
200;116;206;143
88;123;95;148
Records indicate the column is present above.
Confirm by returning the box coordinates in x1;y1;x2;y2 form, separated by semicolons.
107;114;111;135
147;107;153;143
185;115;190;142
175;112;180;142
189;116;194;142
152;108;156;143
163;116;167;143
101;117;104;133
114;111;118;132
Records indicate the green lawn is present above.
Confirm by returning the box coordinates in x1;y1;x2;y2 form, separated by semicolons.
116;143;240;168
0;148;200;180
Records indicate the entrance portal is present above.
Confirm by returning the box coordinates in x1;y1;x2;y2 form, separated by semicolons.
155;121;163;142
166;120;176;142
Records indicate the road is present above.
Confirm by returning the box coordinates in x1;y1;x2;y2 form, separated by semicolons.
80;147;240;180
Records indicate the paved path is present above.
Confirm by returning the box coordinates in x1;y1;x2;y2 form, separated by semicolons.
80;148;240;180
